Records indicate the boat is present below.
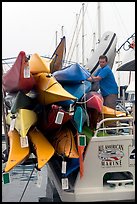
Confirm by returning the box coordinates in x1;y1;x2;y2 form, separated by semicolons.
73;105;87;133
29;53;53;74
28;127;55;169
85;31;117;75
102;105;127;118
10;91;37;114
57;80;91;107
49;122;79;158
84;91;104;113
4;129;30;172
87;108;101;131
37;104;72;132
50;36;66;73
33;72;77;105
117;35;135;71
53;63;91;84
2;51;36;93
6;109;37;138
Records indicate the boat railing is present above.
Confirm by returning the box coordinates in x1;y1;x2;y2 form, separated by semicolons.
94;116;133;137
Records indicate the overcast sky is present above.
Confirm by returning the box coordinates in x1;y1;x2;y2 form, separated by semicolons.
2;2;135;58
2;2;135;85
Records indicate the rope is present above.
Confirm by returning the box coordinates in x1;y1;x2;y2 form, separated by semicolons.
19;165;35;202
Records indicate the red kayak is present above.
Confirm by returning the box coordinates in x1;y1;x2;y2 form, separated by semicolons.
38;104;72;132
2;51;36;93
85;91;104;113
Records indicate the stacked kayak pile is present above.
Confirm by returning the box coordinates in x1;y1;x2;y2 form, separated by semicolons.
2;36;126;178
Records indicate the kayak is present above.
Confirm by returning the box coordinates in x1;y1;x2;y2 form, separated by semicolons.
85;91;104;113
87;108;101;131
28;127;55;169
2;51;36;93
33;73;77;105
37;104;72;132
10;91;37;114
6;109;37;137
50;123;79;158
53;63;91;84
73;106;87;133
102;105;126;118
50;36;66;73
101;105;127;126
57;80;91;107
29;53;53;74
4;129;30;172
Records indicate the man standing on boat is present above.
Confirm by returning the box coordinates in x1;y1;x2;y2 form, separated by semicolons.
87;55;118;110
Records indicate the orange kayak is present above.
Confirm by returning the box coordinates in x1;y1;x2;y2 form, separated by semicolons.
28;127;55;169
50;124;79;158
29;53;54;74
102;105;126;117
4;129;30;172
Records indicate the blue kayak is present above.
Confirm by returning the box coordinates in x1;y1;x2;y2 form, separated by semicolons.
73;106;87;133
57;80;91;107
52;63;91;84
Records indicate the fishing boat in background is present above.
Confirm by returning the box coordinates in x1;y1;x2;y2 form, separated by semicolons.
4;129;30;172
85;31;117;75
2;51;36;93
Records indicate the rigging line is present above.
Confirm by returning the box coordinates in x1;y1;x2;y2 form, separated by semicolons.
112;2;134;37
68;3;89;64
19;165;35;202
2;60;12;68
117;33;135;52
65;6;82;66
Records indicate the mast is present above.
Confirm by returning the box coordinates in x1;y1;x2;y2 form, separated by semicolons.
97;2;101;43
76;13;79;63
55;31;58;47
82;3;85;66
61;26;64;37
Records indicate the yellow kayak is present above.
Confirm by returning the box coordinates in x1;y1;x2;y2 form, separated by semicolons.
29;53;54;74
28;127;55;169
102;105;126;117
33;73;77;105
6;109;37;137
51;125;79;158
101;105;126;126
4;129;30;172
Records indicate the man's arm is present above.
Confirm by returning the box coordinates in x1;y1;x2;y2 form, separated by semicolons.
87;75;102;82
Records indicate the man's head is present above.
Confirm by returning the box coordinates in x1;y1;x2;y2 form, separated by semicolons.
99;55;108;68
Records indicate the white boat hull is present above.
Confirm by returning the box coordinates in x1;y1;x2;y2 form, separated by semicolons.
85;31;117;75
